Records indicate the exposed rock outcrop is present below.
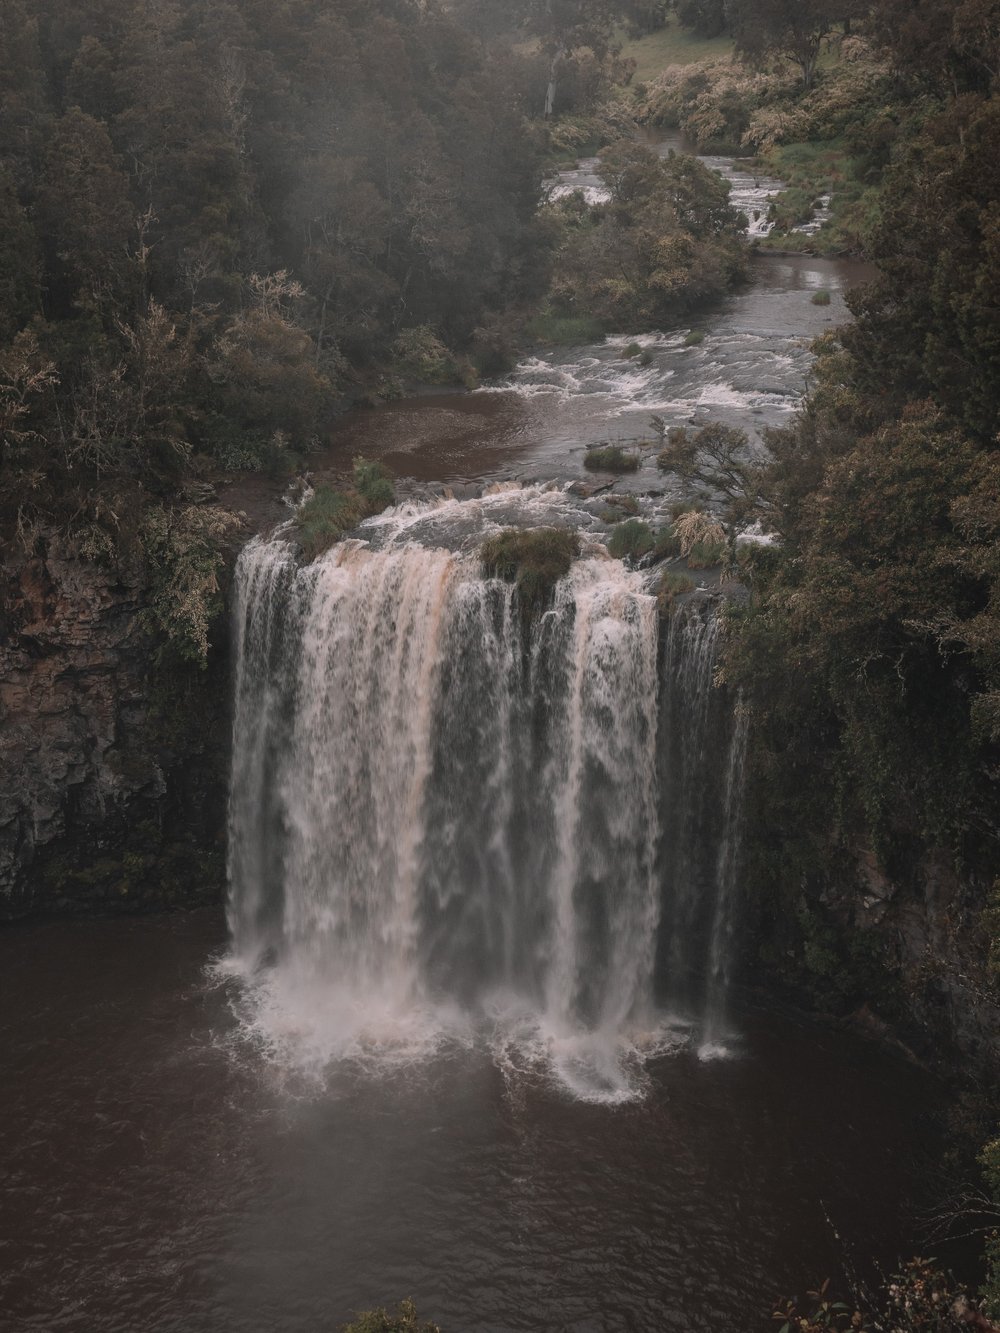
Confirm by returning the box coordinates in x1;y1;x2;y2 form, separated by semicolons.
0;536;230;919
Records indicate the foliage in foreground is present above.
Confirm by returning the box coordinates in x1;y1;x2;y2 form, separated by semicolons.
342;1299;440;1333
773;1258;999;1332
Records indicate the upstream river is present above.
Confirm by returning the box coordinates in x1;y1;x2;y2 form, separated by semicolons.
321;136;871;491
0;145;939;1333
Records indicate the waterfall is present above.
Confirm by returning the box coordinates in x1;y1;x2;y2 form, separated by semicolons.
227;505;745;1099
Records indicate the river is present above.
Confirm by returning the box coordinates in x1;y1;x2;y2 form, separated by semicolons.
319;136;872;491
1;910;943;1332
0;143;937;1333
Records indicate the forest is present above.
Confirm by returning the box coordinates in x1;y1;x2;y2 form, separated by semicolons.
3;0;1000;1329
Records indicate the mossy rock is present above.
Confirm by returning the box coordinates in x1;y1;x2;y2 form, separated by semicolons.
480;526;580;622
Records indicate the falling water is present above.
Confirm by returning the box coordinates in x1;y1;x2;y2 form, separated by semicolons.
227;498;746;1100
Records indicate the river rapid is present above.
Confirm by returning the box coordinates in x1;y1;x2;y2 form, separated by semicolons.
0;143;937;1333
322;135;872;490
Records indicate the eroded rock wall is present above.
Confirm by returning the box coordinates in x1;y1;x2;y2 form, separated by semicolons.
0;537;229;918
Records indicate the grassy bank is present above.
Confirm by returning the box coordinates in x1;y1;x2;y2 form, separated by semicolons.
620;17;733;83
751;138;880;256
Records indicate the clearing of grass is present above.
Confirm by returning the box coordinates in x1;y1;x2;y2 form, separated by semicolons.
620;17;734;85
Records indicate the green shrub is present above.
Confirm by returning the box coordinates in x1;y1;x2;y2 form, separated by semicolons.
608;518;655;559
140;504;243;666
353;456;394;510
638;347;655;366
684;329;706;346
480;525;580;620
297;486;364;561
524;309;607;345
392;326;453;383
624;341;642;358
685;537;727;568
811;289;832;306
296;457;395;561
583;445;640;473
603;494;640;518
654;525;681;557
656;569;696;612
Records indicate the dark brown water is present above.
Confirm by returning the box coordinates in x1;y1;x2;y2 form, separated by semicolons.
1;910;944;1333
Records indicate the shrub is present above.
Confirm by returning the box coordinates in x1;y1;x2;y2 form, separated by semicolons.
684;330;706;346
480;525;580;620
657;570;696;611
524;309;607;345
342;1299;441;1332
674;508;726;556
624;341;642;358
686;537;727;568
638;348;655;366
583;445;640;472
605;493;641;517
297;486;364;561
353;456;395;510
811;289;832;306
608;518;655;559
140;504;244;667
392;326;454;383
296;456;395;561
654;526;681;558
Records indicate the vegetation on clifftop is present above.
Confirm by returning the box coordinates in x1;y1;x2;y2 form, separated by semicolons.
480;525;580;622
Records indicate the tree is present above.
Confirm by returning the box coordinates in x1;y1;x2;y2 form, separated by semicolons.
868;0;1000;94
727;0;837;89
842;95;1000;441
0;167;40;339
33;108;135;319
520;0;621;116
621;0;671;38
545;139;745;329
675;0;728;39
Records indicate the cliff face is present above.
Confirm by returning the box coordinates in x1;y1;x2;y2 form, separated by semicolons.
0;537;230;919
749;819;1000;1076
842;848;1000;1070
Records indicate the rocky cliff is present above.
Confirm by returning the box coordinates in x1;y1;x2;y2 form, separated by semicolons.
0;535;231;919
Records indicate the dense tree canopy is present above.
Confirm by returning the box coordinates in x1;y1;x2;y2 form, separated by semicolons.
0;0;551;521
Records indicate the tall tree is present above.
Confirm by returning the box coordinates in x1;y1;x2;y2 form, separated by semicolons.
727;0;836;89
522;0;620;116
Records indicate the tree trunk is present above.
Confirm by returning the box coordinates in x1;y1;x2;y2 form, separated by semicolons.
544;44;566;118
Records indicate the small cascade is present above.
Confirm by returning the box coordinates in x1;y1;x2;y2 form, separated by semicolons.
227;499;746;1099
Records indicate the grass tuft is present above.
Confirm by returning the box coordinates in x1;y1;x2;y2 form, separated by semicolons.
583;445;641;473
297;457;395;561
656;569;696;612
